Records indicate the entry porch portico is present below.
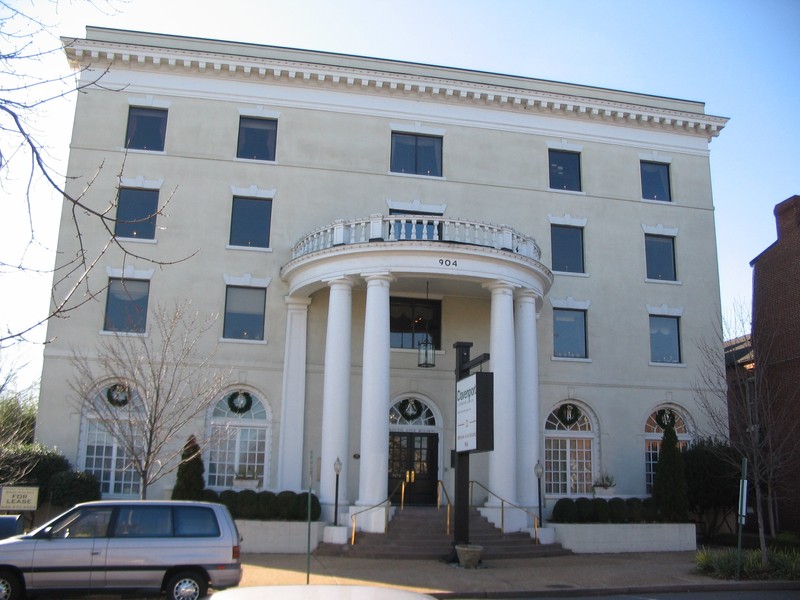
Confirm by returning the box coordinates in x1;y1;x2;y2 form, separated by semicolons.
279;214;553;532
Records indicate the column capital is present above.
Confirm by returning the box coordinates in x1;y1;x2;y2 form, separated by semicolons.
483;279;517;294
284;295;312;307
323;275;356;289
361;271;394;285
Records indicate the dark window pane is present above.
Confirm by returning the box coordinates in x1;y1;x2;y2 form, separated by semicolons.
237;117;277;161
230;197;272;248
390;133;442;176
175;507;220;537
549;150;581;191
553;309;587;358
649;316;681;363
645;235;676;280
115;188;159;239
114;506;172;537
390;297;441;350
125;107;167;151
224;286;266;340
641;161;671;201
551;225;584;273
104;278;149;333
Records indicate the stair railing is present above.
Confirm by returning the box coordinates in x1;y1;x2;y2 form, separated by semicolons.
469;480;541;543
350;481;404;545
436;480;453;535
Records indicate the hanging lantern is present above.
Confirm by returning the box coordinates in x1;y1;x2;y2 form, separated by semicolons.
418;338;435;368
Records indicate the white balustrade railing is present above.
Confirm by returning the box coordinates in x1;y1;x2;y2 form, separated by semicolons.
291;214;541;261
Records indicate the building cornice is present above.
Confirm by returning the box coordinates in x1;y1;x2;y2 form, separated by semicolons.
62;30;727;141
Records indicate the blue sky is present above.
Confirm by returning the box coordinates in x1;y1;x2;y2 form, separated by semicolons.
2;0;798;386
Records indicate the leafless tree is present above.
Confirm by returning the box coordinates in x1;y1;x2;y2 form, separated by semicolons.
694;305;800;565
1;1;191;348
70;301;229;499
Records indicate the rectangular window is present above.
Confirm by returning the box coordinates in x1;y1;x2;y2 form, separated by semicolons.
84;421;141;496
544;437;593;495
390;297;441;350
649;315;681;363
551;225;584;273
114;506;173;537
104;278;150;333
223;286;266;340
237;117;277;161
125;107;167;151
390;133;442;177
229;197;273;248
175;506;221;537
553;308;587;359
549;149;581;191
641;161;671;201
115;188;159;240
645;234;676;281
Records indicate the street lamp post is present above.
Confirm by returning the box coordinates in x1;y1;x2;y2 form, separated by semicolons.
333;457;342;527
534;460;544;528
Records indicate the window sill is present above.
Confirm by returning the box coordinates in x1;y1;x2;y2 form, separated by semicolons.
388;171;446;181
552;356;591;363
645;278;681;285
226;245;273;253
648;361;685;368
553;270;589;278
548;187;586;196
391;347;444;357
641;197;674;205
220;337;268;345
234;157;278;165
100;330;147;337
121;147;165;155
117;236;158;244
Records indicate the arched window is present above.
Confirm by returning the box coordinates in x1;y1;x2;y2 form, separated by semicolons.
389;397;437;427
80;384;142;497
644;407;691;493
544;402;595;495
207;391;271;489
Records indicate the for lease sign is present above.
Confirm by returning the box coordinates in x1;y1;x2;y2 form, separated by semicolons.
0;486;39;511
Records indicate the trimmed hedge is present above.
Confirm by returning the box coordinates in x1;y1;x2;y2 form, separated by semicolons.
548;496;664;523
217;489;321;521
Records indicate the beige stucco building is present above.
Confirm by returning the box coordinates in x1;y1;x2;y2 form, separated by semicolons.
37;27;727;531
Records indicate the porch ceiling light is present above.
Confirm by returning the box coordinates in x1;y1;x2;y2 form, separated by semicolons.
417;281;435;368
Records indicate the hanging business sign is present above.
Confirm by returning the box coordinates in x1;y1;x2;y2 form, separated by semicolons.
456;372;494;453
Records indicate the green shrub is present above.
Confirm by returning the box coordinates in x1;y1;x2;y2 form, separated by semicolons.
292;492;321;521
257;491;276;518
626;497;644;522
219;490;240;517
653;425;689;522
575;497;593;523
274;491;297;520
171;435;205;501
48;470;100;507
695;547;800;580
551;498;576;523
10;444;72;507
591;498;609;522
237;489;259;519
201;489;220;503
608;498;627;523
642;497;658;522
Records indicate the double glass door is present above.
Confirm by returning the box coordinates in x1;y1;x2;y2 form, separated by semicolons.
388;432;438;505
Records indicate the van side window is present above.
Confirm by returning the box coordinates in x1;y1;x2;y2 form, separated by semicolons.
50;507;113;538
114;506;173;537
175;506;220;537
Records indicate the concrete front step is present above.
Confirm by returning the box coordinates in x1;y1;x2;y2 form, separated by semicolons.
314;506;570;560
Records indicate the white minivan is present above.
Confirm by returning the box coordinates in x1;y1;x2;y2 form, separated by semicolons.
0;500;242;600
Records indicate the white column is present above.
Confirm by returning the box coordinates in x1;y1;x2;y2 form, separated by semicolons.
276;296;312;491
319;278;354;518
515;290;541;509
356;273;392;512
486;281;517;504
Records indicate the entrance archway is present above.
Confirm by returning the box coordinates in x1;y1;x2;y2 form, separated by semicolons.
388;397;439;505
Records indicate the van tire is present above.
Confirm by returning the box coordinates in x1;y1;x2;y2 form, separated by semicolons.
165;570;207;600
0;569;22;600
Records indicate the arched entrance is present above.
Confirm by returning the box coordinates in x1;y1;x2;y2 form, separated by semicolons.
388;397;439;505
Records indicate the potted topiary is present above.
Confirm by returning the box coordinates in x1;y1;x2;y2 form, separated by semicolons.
592;471;616;496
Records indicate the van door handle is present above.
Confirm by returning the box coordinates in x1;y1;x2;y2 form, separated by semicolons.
91;551;100;555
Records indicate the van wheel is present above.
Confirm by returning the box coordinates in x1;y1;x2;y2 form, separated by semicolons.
165;570;207;600
0;569;22;600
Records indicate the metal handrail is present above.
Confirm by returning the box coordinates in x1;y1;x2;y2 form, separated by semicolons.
469;480;541;543
436;480;453;535
350;481;404;545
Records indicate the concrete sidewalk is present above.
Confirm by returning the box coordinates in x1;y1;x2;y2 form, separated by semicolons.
232;551;800;598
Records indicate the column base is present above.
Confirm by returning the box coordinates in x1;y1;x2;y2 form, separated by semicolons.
349;504;394;533
478;505;528;533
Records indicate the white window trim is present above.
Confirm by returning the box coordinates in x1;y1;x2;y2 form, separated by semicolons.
639;151;672;164
387;198;446;214
641;223;679;236
221;274;270;345
238;106;281;119
549;214;588;227
119;176;163;190
127;95;171;109
390;121;446;136
550;296;591;310
547;139;583;152
227;189;276;252
106;266;155;280
647;303;683;317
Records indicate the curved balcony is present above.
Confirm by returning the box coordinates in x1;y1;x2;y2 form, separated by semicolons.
282;214;552;298
291;214;542;261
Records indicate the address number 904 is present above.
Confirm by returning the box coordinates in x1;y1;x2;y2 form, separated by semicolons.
439;259;458;267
